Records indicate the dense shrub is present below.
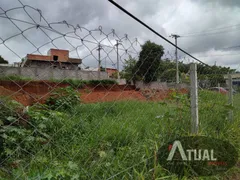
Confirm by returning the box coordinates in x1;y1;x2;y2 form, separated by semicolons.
0;75;32;82
61;79;85;88
51;79;117;88
0;98;43;165
46;86;80;110
86;79;117;86
0;91;239;179
0;99;69;169
0;98;23;124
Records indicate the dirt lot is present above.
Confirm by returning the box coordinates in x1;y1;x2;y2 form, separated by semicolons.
0;80;188;106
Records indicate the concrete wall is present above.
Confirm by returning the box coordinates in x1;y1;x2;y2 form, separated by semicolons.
135;81;189;89
26;61;79;70
0;66;108;80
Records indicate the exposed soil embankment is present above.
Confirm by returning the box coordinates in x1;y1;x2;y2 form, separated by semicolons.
0;80;188;105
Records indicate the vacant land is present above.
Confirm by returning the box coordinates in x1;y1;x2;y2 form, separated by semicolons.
0;87;239;179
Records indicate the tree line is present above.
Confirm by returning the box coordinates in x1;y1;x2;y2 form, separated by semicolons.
0;56;8;64
121;40;235;86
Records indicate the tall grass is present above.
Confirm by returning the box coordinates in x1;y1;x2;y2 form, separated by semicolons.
54;79;118;88
0;75;117;87
0;75;32;81
0;91;239;179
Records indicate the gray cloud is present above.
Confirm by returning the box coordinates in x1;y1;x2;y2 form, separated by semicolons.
0;0;240;69
194;0;240;8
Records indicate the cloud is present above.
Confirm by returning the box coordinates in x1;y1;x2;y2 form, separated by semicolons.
194;0;240;8
0;0;239;70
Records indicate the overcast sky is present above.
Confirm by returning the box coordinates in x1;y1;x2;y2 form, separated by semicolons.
0;0;240;70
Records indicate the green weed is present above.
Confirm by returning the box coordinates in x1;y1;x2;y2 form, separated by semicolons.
0;91;239;179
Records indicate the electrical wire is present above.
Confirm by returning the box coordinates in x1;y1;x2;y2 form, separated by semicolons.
108;0;208;66
180;23;240;37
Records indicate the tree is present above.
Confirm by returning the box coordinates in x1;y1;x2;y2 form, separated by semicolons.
100;66;106;72
135;41;164;83
0;56;8;64
121;56;138;84
197;64;236;87
158;59;175;73
157;59;190;82
111;71;118;79
160;68;176;82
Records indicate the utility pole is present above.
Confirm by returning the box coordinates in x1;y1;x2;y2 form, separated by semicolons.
115;40;122;80
96;43;102;79
170;34;180;84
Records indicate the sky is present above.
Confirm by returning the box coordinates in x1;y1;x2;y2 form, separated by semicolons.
0;0;240;70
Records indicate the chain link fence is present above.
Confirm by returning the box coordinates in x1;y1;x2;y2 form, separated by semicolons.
0;1;239;179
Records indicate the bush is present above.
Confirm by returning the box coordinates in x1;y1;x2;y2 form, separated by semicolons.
0;98;44;165
50;79;117;88
86;79;117;86
46;86;80;110
0;100;69;168
0;98;23;124
0;75;32;82
61;79;85;88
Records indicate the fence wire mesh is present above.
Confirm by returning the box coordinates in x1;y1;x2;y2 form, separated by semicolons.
0;1;239;179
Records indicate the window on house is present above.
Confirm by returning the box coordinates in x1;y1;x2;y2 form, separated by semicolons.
53;55;58;61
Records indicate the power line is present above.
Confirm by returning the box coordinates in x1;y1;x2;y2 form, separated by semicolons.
192;46;240;58
180;26;240;37
221;45;240;50
181;28;240;37
195;52;240;58
108;0;208;66
182;23;240;36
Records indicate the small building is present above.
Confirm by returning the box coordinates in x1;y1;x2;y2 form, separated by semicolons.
224;73;240;86
82;67;99;72
106;68;118;78
21;49;82;70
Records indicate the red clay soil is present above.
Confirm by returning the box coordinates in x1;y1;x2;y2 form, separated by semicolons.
0;86;33;106
80;88;187;103
80;90;146;103
0;80;188;106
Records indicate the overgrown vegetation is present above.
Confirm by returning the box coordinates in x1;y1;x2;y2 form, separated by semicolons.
58;79;117;88
121;56;139;84
0;75;117;88
0;55;8;64
0;75;32;82
122;41;235;84
135;41;164;83
46;86;80;110
0;90;239;179
49;79;117;88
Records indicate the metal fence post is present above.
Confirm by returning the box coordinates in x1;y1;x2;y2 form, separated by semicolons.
190;63;199;134
228;74;233;121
